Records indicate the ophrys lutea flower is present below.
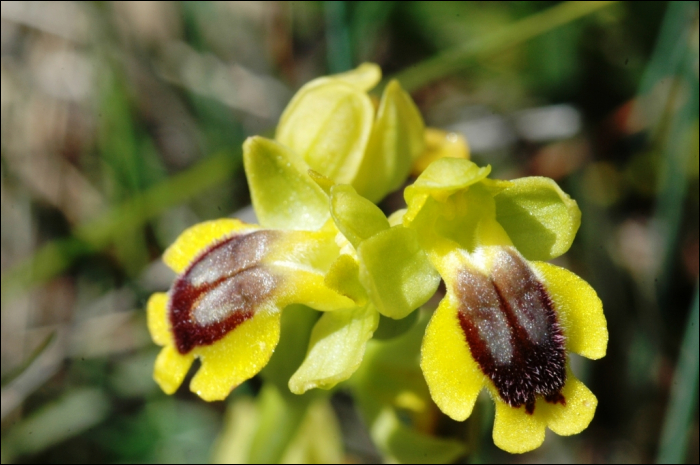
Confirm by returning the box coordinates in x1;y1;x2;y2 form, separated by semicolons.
147;63;434;400
146;60;608;456
403;158;608;453
147;216;357;401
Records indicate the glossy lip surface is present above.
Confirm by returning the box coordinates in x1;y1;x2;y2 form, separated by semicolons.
456;248;566;414
169;230;280;354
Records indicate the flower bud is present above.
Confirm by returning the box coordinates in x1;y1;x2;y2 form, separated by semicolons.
276;63;425;202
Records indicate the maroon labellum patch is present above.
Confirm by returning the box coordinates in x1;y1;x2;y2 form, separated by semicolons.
456;248;566;414
169;230;281;354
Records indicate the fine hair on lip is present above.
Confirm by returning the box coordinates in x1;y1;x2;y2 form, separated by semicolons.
169;230;281;354
456;248;566;414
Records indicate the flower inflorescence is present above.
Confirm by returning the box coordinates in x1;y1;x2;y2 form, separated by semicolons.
147;63;608;454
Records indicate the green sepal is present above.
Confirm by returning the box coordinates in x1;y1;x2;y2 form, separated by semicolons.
358;226;440;319
289;304;379;394
243;136;329;230
353;80;426;202
494;176;581;260
330;184;390;248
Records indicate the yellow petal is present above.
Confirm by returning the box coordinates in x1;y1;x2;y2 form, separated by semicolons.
532;262;608;359
420;296;485;421
154;345;195;395
147;292;170;346
492;398;547;454
541;370;598;436
190;310;281;401
163;219;256;273
412;128;470;176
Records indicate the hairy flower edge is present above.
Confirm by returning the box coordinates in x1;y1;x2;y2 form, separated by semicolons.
147;218;356;401
404;157;606;453
420;247;606;453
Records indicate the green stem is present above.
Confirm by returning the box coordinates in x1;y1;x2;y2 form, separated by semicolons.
392;1;616;92
248;383;309;464
1;150;240;305
657;282;699;464
325;1;353;73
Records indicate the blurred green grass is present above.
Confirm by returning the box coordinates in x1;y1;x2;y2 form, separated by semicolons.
1;1;698;463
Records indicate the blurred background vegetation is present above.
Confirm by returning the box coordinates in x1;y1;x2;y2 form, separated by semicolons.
1;1;698;463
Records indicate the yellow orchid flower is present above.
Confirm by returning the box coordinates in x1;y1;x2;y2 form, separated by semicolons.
403;158;608;453
146;129;360;401
147;217;357;402
147;58;607;459
147;63;435;401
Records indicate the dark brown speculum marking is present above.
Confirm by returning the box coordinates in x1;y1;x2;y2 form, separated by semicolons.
456;248;566;414
169;230;281;354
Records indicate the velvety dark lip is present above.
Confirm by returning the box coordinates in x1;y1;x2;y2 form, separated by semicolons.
456;248;566;414
169;230;280;354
